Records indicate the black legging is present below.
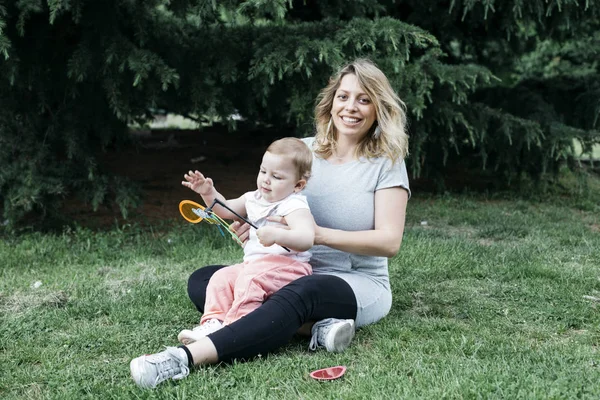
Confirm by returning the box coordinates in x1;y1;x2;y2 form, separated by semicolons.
187;265;358;362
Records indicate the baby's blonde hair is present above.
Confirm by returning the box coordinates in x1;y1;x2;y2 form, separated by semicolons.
266;137;312;181
314;59;409;163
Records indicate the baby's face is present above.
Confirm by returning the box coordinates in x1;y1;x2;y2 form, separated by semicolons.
256;152;300;202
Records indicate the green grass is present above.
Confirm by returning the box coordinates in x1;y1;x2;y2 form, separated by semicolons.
1;191;600;399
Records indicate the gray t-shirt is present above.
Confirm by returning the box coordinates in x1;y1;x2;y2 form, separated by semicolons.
301;137;410;327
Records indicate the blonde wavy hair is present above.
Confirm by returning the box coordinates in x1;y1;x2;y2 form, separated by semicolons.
313;59;409;163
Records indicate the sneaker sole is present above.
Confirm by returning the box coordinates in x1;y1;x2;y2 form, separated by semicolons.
325;321;355;353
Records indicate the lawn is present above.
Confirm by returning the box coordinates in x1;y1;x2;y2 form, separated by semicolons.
1;185;599;399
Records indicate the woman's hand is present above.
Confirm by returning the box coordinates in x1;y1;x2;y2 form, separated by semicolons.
266;215;287;226
230;220;251;247
182;170;214;195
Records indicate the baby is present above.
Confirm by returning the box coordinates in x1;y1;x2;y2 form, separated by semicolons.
178;137;315;343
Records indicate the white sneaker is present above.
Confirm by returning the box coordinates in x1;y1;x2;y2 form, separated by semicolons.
130;347;190;389
177;318;224;345
308;318;355;353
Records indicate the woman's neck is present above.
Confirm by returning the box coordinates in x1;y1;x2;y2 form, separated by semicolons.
330;139;358;164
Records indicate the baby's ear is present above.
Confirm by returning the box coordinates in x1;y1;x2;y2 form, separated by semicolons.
294;179;307;192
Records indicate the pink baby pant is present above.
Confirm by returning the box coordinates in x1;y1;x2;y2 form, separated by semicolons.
201;254;312;325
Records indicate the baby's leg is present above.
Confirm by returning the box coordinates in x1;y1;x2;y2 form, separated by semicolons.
224;255;311;324
201;263;244;323
178;264;245;345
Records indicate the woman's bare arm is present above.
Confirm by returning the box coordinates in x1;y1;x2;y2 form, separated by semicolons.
314;187;408;257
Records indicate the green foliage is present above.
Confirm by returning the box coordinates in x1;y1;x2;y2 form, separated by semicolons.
398;1;600;183
1;0;599;228
0;0;182;227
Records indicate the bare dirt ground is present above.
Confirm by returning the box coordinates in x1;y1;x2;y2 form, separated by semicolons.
64;129;270;229
61;128;471;230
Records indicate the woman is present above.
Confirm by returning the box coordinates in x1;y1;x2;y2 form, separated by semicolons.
130;59;410;389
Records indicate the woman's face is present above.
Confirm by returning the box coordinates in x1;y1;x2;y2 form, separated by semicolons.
330;74;376;141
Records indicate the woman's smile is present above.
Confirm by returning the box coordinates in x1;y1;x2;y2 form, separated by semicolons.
331;74;376;139
340;116;362;124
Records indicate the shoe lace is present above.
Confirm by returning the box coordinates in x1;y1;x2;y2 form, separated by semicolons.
308;319;335;351
151;348;190;384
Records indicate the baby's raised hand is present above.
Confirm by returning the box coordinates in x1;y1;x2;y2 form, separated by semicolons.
256;226;279;247
182;170;214;195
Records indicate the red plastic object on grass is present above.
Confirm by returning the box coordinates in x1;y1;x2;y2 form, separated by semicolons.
309;366;347;381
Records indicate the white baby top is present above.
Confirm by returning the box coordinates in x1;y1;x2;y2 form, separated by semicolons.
242;190;311;263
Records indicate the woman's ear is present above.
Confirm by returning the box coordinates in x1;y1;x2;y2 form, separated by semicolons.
294;179;307;192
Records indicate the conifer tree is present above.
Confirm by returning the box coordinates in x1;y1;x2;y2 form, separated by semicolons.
1;0;598;227
0;0;185;225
